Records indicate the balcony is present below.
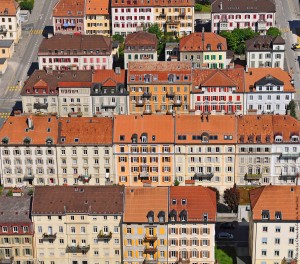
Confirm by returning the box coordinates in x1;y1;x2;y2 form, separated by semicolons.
140;171;149;178
194;172;214;179
173;100;182;106
166;19;180;25
279;173;299;180
144;246;157;253
167;91;175;97
280;153;300;159
244;173;262;180
33;103;48;110
136;100;145;106
102;102;116;108
63;22;76;27
68;112;82;117
142;92;152;98
78;174;91;183
42;233;57;240
143;109;152;115
257;20;267;30
144;235;157;241
166;109;175;115
0;27;8;34
159;13;166;18
23;175;34;181
143;260;158;264
66;245;90;253
176;258;190;264
0;257;14;264
219;21;229;30
97;231;112;240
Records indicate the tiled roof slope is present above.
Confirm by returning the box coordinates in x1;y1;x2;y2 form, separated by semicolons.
53;0;85;17
245;35;285;51
180;32;227;52
86;0;109;15
58;117;113;145
32;186;124;215
112;0;194;7
211;0;276;13
0;0;19;16
250;186;300;221
113;115;175;143
170;186;217;222
93;69;126;85
124;187;169;223
0;116;59;145
125;31;157;47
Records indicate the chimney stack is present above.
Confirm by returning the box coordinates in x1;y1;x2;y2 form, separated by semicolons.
220;1;223;10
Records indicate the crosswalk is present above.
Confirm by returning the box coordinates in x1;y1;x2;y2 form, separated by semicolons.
8;85;22;91
30;29;43;35
0;113;10;119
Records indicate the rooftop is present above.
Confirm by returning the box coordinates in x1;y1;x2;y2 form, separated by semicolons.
86;0;109;15
93;69;126;85
125;31;157;47
245;35;285;51
32;186;124;215
0;0;19;16
53;0;85;17
0;40;14;48
112;0;194;7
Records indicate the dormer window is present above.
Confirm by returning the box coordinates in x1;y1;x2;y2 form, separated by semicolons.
141;133;148;143
275;135;283;142
217;43;222;50
201;132;209;143
291;135;299;142
168;74;175;83
158;211;165;223
203;213;208;222
262;210;270;220
206;44;211;51
181;199;187;205
248;135;254;143
147;211;154;223
256;135;261;143
180;210;187;222
169;209;177;221
275;211;282;220
266;135;270;143
144;74;151;83
131;133;138;143
172;199;177;205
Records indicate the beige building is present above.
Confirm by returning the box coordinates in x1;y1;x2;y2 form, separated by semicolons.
0;40;14;58
32;186;124;264
0;196;34;264
0;0;21;43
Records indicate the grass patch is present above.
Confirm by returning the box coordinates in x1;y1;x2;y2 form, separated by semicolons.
200;4;211;12
215;246;237;264
0;185;3;196
238;186;258;205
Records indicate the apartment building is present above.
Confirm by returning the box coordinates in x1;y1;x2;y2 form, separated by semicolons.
168;186;216;264
92;68;129;116
244;68;295;115
0;40;14;59
0;0;21;43
127;61;192;115
52;0;85;35
0;196;34;263
0;116;59;188
21;69;93;116
175;115;237;193
191;68;244;115
113;114;175;186
124;31;158;69
211;0;276;34
85;0;111;36
165;42;179;61
38;34;113;70
249;186;300;264
32;186;124;264
179;32;227;69
245;35;285;69
56;117;115;185
123;187;169;264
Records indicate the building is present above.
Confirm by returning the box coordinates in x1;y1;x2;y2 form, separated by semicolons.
245;35;285;69
32;186;124;264
56;117;115;186
0;196;34;264
38;34;113;70
191;68;244;115
92;68;129;116
21;69;93;116
113;114;175;186
179;32;227;69
0;58;8;74
244;68;295;115
52;0;85;35
249;186;300;264
168;186;216;263
0;116;59;187
211;0;276;34
0;0;21;43
124;31;158;69
165;42;179;61
175;115;237;193
0;40;14;58
85;0;111;36
123;187;169;264
127;61;192;115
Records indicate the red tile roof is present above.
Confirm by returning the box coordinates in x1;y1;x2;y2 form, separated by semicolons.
250;186;300;221
93;69;126;85
86;0;109;15
57;81;92;87
125;31;157;47
112;0;194;7
0;0;19;16
53;0;85;17
180;32;227;52
170;186;217;222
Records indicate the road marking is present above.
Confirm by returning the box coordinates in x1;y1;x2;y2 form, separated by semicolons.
0;113;10;119
30;29;44;35
8;85;22;91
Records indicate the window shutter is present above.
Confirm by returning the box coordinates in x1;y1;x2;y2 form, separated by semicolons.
169;229;172;235
169;251;172;258
200;239;203;246
176;228;178;234
196;228;199;234
208;251;210;258
207;228;210;234
200;251;203;258
179;239;181;246
208;239;210;246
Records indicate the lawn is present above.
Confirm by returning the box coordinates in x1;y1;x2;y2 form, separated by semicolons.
0;185;3;196
238;186;259;205
215;246;237;264
200;4;211;12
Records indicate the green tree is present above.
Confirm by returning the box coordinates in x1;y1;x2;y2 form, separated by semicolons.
195;3;202;11
147;23;163;40
287;100;297;119
19;0;34;11
6;189;13;197
267;27;282;37
207;186;220;203
223;185;240;212
112;34;125;44
174;179;180;186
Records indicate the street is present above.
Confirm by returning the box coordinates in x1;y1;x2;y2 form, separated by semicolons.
0;0;57;125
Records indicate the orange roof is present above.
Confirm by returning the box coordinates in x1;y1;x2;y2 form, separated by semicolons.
125;31;157;46
250;186;300;221
86;0;109;15
58;117;113;145
93;69;126;85
175;115;237;144
57;82;92;87
33;79;48;88
0;0;19;16
180;32;227;52
112;0;194;7
244;68;295;92
113;115;175;143
53;0;85;17
0;116;59;145
124;187;169;222
192;68;244;92
170;186;217;222
272;115;300;142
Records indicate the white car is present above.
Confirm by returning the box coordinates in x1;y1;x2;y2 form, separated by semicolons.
217;232;234;240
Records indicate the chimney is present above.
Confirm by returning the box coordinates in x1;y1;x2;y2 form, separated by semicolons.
115;67;121;75
245;65;248;73
46;68;53;75
27;117;33;130
220;1;223;10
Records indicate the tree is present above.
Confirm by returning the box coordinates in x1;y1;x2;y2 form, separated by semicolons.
19;0;34;11
112;34;125;44
147;23;163;40
207;187;220;203
223;185;240;212
287;100;297;119
174;179;180;186
195;3;202;11
267;27;282;37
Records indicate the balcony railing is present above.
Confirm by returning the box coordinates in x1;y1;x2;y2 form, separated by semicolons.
136;100;145;106
166;109;175;115
280;153;300;159
42;233;57;240
173;100;182;106
194;172;214;178
33;103;48;110
140;171;149;178
143;92;152;98
166;20;180;24
0;257;14;264
97;231;112;240
279;173;299;180
257;20;267;30
78;174;91;183
102;102;116;108
144;235;157;241
176;258;190;264
0;27;8;34
144;246;157;253
66;245;90;253
23;175;34;181
143;260;158;264
143;109;152;115
244;173;262;180
68;112;82;117
167;91;175;97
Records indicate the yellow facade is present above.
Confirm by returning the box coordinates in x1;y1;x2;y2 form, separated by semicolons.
85;15;111;36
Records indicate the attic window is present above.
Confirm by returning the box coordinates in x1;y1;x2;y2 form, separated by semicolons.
2;137;9;144
291;135;299;142
180;210;187;222
141;133;148;143
203;213;208;222
158;211;165;223
169;209;177;221
262;210;270;220
275;211;282;220
275;135;283;142
178;135;187;140
206;44;211;51
61;137;66;142
120;135;125;141
256;135;261;143
266;135;270;143
152;135;156;141
172;199;177;205
131;133;138;143
74;138;79;143
147;210;154;223
181;199;187;205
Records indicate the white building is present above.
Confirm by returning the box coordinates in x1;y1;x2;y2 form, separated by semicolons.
246;35;285;69
249;186;300;264
211;0;276;34
244;68;295;115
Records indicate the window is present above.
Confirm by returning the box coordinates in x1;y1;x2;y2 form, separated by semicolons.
261;250;267;256
263;226;268;232
275;226;281;233
275;238;280;244
262;237;267;244
290;227;295;232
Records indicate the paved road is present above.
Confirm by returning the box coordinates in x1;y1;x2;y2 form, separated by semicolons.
0;0;57;125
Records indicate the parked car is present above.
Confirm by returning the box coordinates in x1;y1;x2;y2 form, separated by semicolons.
220;222;235;230
217;232;234;240
292;43;300;50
